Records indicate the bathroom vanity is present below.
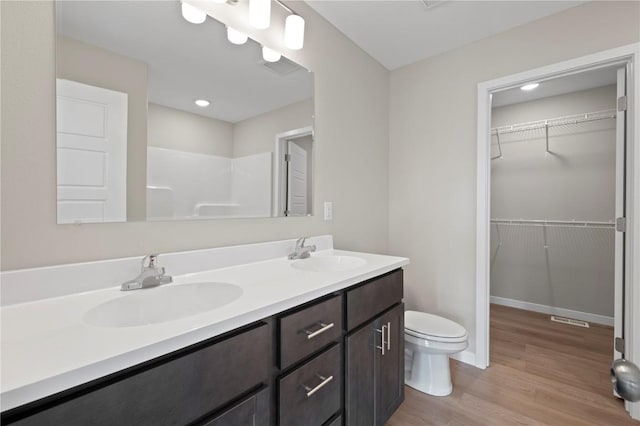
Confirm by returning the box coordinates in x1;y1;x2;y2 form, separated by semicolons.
0;236;408;425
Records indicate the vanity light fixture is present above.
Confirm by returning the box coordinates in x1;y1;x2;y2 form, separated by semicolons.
195;99;211;107
181;0;207;24
262;46;281;62
227;27;248;45
186;0;306;59
284;14;305;50
520;83;540;91
274;0;305;50
249;0;271;29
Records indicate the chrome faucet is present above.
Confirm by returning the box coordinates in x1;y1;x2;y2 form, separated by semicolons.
120;254;173;291
288;237;316;260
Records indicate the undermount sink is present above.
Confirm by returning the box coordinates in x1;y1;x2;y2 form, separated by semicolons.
291;255;366;272
84;282;243;327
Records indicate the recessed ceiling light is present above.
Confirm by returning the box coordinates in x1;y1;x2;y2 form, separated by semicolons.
521;83;540;91
195;99;210;107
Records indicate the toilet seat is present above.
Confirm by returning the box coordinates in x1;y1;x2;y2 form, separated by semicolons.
405;311;467;343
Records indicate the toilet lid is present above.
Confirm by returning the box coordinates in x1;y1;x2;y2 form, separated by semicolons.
405;311;467;340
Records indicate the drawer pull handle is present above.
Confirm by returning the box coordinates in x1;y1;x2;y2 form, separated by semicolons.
303;374;334;397
386;321;391;350
376;325;387;356
303;322;335;340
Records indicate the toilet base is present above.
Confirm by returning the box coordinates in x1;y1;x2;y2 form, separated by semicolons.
405;351;452;396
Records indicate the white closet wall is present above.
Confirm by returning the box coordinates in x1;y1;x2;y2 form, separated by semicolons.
490;85;616;322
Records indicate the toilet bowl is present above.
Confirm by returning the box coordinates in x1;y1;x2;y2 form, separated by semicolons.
404;310;468;396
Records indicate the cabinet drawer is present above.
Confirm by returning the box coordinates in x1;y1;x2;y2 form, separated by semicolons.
202;387;270;426
11;324;270;426
280;295;342;369
346;269;403;331
279;344;342;426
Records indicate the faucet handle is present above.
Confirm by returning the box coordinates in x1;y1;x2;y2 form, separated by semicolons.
296;237;307;248
142;254;159;270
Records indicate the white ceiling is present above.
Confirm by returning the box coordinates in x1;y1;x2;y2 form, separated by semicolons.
56;1;312;123
306;0;587;70
492;65;618;108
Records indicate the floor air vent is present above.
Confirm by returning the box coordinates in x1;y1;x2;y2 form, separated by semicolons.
550;315;590;328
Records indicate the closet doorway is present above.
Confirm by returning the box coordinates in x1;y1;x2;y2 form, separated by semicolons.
490;66;622;327
490;65;623;403
476;44;640;420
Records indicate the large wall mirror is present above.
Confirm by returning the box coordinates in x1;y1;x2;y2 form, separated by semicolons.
55;0;314;224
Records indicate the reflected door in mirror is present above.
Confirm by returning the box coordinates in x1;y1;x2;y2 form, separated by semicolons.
56;79;128;224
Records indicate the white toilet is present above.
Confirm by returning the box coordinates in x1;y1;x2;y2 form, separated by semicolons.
404;310;468;396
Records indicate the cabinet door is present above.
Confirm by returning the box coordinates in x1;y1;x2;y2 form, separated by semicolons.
9;324;270;426
202;387;269;426
345;321;376;426
375;303;405;426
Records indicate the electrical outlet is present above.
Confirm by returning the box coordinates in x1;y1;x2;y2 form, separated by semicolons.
323;202;333;221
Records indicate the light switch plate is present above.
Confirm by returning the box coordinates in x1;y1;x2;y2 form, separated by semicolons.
323;202;333;221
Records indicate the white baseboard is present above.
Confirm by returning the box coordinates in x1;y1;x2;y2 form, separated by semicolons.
490;296;614;327
450;350;476;366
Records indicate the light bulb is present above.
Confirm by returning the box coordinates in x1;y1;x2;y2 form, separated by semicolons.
520;83;539;91
284;14;305;50
262;46;281;63
195;99;210;107
227;27;248;45
181;1;206;24
249;0;271;29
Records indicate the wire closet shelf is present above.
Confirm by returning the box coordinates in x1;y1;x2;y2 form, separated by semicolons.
490;218;615;229
491;108;617;160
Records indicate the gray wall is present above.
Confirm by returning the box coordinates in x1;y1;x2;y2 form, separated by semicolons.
490;86;616;317
148;103;234;157
389;1;639;354
1;1;389;270
232;99;313;158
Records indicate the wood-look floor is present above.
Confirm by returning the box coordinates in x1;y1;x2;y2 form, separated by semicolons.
387;304;639;425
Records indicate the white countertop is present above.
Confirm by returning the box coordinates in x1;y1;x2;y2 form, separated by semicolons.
1;248;408;412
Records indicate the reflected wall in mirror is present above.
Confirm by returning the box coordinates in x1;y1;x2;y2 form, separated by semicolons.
55;0;314;224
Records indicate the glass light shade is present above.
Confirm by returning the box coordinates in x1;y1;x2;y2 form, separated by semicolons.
227;27;248;45
284;14;305;50
181;1;207;24
262;46;281;63
249;0;271;29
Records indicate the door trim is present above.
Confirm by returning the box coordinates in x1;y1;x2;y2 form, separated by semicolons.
273;126;314;217
475;43;640;419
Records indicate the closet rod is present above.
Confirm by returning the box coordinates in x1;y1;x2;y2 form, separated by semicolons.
491;218;615;229
491;108;616;136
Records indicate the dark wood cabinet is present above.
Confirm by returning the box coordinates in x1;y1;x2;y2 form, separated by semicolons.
278;344;342;426
346;269;403;331
4;268;405;426
345;322;376;426
279;295;343;370
202;387;270;426
345;303;404;426
8;323;271;426
376;304;405;425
